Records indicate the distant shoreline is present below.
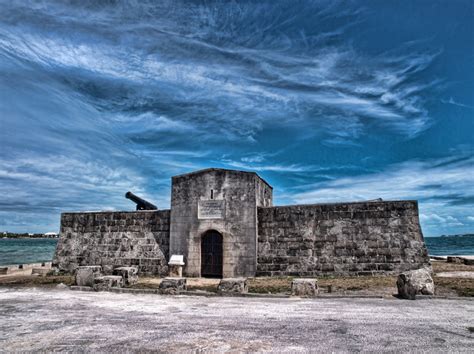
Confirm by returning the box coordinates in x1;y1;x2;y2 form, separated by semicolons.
1;233;59;239
1;236;59;239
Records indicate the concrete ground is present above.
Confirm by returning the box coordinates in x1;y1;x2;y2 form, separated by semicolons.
0;288;473;352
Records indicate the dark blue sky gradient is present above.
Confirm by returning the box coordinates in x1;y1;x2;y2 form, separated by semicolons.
0;0;473;235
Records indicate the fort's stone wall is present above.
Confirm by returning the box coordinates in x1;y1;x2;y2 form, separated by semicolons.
52;169;431;278
53;210;170;276
257;201;429;276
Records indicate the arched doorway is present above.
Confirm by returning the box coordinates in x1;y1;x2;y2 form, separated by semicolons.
201;230;223;278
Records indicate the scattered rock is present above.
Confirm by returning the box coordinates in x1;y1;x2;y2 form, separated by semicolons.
397;267;434;300
0;267;8;275
291;279;318;297
447;256;474;266
93;275;123;291
75;266;102;287
159;277;187;294
113;267;138;286
56;283;69;290
463;258;474;266
218;278;248;294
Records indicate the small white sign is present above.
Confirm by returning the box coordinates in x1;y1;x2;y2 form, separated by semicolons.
198;200;225;219
169;255;185;266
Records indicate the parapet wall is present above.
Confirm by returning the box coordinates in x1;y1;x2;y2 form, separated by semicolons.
257;201;429;276
53;210;170;276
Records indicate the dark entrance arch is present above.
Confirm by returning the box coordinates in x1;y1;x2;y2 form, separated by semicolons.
201;230;223;278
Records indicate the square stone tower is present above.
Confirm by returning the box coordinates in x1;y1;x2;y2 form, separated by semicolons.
170;168;272;278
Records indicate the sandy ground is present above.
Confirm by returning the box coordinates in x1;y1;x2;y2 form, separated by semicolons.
0;287;473;352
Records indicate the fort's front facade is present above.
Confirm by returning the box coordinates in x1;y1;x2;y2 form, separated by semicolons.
53;168;430;277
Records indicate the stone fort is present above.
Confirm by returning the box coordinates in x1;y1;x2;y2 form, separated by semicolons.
53;168;430;278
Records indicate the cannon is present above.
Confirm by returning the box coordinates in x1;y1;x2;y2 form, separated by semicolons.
125;191;158;211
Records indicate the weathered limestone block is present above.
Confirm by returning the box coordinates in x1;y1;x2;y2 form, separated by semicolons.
159;277;187;294
291;278;319;297
447;256;474;266
113;267;138;286
93;275;123;291
464;258;474;266
102;265;114;275
397;267;434;300
75;266;102;287
218;278;248;294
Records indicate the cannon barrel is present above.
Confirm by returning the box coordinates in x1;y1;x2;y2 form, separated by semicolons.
125;191;158;211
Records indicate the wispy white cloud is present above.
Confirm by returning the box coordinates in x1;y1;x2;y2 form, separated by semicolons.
441;97;472;109
0;1;439;144
291;156;474;235
420;214;464;227
221;160;313;173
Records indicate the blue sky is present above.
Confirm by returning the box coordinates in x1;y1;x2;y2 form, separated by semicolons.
0;0;473;236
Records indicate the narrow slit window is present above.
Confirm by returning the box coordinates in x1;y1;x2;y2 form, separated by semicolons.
210;189;214;199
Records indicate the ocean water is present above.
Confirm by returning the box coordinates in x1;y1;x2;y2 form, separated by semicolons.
0;235;473;266
424;234;474;256
0;238;58;266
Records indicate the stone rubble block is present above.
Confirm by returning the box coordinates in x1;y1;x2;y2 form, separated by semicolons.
291;278;319;297
397;267;434;300
113;267;139;286
463;258;474;266
447;256;464;264
75;266;103;287
93;275;124;291
159;277;187;294
217;278;248;294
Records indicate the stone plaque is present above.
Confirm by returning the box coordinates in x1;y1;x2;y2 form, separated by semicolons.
198;200;225;219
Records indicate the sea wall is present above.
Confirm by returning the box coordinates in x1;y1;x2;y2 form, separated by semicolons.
257;201;430;276
53;210;170;275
